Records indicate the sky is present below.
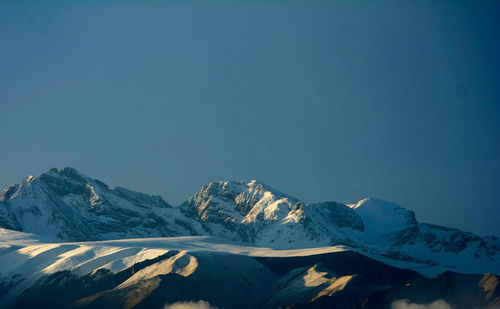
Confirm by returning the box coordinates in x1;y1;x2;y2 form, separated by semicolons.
0;1;499;236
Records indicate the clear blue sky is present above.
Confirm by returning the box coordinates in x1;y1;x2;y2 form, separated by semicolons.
1;1;499;236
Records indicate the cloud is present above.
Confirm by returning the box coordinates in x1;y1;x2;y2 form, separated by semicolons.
391;299;454;309
163;300;218;309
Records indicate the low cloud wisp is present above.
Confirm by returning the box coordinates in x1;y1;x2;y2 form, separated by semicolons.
391;299;454;309
163;300;218;309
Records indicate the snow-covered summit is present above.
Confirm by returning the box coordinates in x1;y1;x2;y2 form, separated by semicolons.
348;197;418;237
181;180;300;223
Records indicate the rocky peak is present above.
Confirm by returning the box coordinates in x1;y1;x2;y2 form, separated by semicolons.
182;179;299;220
38;168;91;196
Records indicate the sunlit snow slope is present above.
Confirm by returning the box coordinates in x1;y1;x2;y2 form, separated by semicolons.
0;229;498;309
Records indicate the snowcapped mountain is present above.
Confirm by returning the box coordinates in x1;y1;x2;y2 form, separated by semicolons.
0;168;202;241
1;168;499;276
179;180;356;248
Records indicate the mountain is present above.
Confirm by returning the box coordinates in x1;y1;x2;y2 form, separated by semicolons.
0;168;203;241
1;168;499;276
179;180;360;248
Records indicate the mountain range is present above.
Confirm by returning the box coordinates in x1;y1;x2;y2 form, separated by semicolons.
0;167;499;308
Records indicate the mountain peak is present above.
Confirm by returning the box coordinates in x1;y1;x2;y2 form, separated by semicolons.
42;167;89;183
195;179;295;203
246;179;265;187
60;166;82;175
349;197;418;237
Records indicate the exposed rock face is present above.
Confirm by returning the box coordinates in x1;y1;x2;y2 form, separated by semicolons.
307;201;364;232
